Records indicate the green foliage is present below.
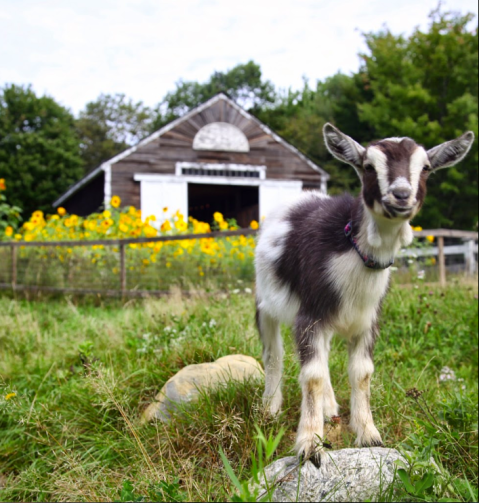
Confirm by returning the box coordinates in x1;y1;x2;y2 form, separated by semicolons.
220;426;285;502
151;60;276;130
76;93;153;173
256;74;372;194
358;9;478;229
0;84;84;218
0;185;22;237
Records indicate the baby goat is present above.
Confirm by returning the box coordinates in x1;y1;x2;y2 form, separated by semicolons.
255;123;474;467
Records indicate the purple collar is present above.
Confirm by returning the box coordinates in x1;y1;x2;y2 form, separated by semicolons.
344;221;394;270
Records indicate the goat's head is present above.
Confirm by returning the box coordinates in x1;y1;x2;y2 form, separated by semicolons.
323;123;475;221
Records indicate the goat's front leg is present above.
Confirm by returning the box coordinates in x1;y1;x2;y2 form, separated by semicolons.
295;315;333;467
348;330;383;447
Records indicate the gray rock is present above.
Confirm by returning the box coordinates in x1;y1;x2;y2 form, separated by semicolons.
142;354;263;423
256;448;406;502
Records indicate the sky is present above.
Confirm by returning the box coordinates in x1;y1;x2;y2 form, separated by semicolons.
0;0;477;115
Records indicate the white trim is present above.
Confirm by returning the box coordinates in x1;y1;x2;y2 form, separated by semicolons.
103;164;112;207
321;178;328;195
54;93;328;206
175;162;267;180
134;173;302;189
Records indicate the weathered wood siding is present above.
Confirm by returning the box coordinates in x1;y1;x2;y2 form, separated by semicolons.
111;97;322;208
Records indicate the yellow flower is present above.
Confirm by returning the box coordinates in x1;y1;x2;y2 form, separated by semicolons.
213;212;224;223
103;210;111;218
219;220;228;230
14;234;22;240
110;195;121;208
144;225;158;238
5;226;13;237
5;392;16;400
57;207;66;216
161;220;172;232
0;178;6;191
411;225;423;232
250;220;259;230
175;220;188;232
119;223;129;233
426;235;434;243
163;207;168;212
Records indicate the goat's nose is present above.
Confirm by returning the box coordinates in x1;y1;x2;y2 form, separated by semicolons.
392;188;411;200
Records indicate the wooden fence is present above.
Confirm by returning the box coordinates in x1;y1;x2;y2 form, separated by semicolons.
0;228;476;296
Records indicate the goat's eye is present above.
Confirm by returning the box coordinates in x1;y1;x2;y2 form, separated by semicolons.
423;165;431;172
364;164;375;172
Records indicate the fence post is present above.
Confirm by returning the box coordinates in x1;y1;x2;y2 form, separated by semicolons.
464;239;476;276
437;236;446;287
120;243;126;297
11;245;17;289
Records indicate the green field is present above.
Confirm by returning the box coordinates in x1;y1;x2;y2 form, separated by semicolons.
0;279;478;502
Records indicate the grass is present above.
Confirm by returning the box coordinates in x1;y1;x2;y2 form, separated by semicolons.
0;277;477;502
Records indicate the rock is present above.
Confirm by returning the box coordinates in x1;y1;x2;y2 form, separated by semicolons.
142;354;263;422
256;448;406;502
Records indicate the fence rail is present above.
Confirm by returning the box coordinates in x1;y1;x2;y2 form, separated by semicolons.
0;228;477;296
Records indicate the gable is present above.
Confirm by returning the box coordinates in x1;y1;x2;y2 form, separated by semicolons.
54;93;328;208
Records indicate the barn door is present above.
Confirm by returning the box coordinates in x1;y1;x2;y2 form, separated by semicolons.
259;181;303;220
140;178;188;224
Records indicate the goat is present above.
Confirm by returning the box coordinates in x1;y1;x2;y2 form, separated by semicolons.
255;123;475;467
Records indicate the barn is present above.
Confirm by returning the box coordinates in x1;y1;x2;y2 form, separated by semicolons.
53;93;330;227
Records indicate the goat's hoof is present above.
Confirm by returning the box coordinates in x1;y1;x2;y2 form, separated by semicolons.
299;449;322;468
353;424;383;449
361;439;384;448
296;437;324;469
262;395;282;417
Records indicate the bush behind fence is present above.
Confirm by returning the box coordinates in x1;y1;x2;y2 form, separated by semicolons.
0;229;476;296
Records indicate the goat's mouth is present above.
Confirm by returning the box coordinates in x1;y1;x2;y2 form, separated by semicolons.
383;203;414;219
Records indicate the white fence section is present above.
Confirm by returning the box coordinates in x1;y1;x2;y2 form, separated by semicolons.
399;241;478;275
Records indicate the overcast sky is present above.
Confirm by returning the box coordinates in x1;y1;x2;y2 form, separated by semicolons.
0;0;477;115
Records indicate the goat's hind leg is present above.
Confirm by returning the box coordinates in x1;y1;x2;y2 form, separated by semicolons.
257;306;283;416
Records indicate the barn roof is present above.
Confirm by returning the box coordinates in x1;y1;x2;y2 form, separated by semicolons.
54;93;329;207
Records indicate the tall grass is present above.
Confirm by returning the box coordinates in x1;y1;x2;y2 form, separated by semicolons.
0;278;477;502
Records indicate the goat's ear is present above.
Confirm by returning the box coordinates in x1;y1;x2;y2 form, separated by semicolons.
323;123;365;173
427;131;475;171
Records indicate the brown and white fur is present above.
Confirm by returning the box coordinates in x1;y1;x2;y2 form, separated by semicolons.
255;123;474;467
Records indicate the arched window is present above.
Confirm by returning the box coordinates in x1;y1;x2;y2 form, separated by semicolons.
193;122;249;152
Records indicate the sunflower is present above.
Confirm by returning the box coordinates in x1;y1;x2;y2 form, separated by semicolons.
110;195;121;208
57;207;66;216
250;220;259;230
213;212;224;223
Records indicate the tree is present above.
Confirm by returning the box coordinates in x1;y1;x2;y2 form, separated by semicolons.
358;9;478;229
0;84;84;218
257;74;372;194
76;93;152;173
151;60;276;129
